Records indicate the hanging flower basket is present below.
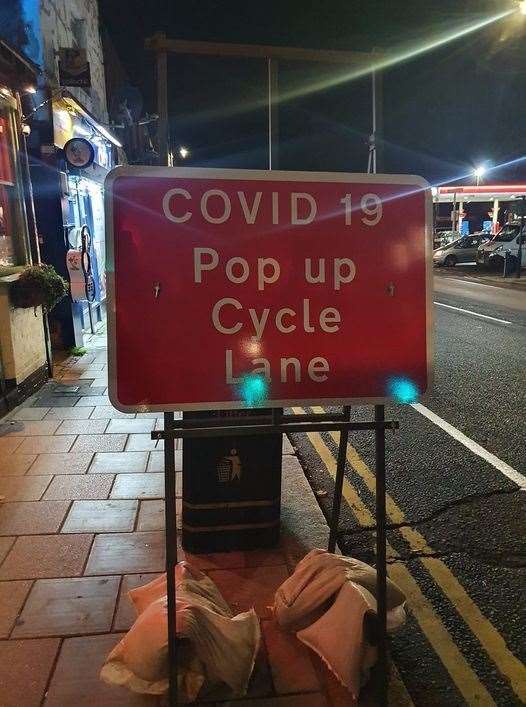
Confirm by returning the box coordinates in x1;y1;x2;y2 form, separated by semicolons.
9;264;69;312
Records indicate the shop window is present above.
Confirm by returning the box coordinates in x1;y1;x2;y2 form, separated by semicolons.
0;113;16;265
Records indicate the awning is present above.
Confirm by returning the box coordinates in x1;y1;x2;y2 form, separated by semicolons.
61;90;122;147
437;185;526;202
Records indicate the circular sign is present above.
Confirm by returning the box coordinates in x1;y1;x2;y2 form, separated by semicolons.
64;137;95;169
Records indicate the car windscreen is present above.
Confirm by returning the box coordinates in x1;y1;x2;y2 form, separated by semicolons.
493;226;520;242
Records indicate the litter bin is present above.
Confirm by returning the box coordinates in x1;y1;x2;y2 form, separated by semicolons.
182;410;282;553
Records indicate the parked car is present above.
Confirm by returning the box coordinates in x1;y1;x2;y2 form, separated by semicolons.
433;233;490;267
477;223;526;270
433;230;461;249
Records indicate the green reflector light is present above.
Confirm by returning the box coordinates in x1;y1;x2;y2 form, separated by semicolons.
239;373;269;407
387;376;419;404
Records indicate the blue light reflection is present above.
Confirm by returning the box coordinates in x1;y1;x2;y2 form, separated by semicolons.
387;377;420;404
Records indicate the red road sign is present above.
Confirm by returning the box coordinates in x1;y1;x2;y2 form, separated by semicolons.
106;167;432;411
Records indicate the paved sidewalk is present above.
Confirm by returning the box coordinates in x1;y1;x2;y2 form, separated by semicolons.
0;338;407;706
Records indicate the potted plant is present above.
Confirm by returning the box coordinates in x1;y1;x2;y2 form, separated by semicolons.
7;264;68;312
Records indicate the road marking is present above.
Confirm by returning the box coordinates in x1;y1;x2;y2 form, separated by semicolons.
434;301;511;324
295;413;495;705
411;403;526;490
437;276;503;290
307;406;526;702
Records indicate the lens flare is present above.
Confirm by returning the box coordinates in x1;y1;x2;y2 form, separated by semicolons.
174;8;514;127
238;373;268;407
387;376;420;404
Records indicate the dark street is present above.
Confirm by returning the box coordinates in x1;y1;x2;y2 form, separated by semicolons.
1;1;526;705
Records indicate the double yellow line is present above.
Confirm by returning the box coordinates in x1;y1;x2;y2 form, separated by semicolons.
293;406;526;706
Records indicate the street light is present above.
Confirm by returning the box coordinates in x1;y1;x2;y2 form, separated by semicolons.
178;146;189;159
473;165;486;186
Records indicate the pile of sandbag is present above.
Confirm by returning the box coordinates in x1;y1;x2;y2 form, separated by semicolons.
101;550;406;702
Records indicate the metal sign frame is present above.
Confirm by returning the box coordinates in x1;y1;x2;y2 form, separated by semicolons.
105;166;434;412
154;405;398;707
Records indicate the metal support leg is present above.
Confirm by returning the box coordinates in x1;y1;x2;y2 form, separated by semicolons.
328;405;351;553
164;412;178;706
375;404;388;706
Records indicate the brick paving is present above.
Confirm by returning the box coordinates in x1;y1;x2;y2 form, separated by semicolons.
0;335;406;707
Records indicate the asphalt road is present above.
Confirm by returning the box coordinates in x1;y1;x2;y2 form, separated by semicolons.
290;271;526;706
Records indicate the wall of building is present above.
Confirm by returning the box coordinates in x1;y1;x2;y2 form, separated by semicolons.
13;0;108;122
0;280;47;385
39;0;108;121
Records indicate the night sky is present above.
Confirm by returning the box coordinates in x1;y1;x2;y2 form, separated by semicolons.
100;0;526;184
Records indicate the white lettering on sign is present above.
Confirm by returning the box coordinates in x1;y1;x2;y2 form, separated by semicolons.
160;183;392;395
340;192;383;226
225;349;331;384
334;259;356;290
291;193;317;225
194;249;355;293
276;307;296;333
308;357;329;381
226;257;250;284
162;188;384;227
237;191;262;223
319;307;341;333
201;190;231;224
305;258;325;284
258;258;280;291
162;188;192;223
212;298;242;334
212;298;341;340
194;248;219;283
361;193;383;226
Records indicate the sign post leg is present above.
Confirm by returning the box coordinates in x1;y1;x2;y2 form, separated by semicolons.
375;404;388;706
163;412;178;707
328;405;351;553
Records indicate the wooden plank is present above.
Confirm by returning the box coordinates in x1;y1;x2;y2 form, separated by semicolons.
145;36;384;65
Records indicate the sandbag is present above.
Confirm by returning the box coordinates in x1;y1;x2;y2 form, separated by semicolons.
273;549;406;696
101;562;260;702
298;581;378;698
274;548;405;632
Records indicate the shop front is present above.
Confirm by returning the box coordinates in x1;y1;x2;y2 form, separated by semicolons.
435;184;526;235
0;40;48;414
51;93;121;344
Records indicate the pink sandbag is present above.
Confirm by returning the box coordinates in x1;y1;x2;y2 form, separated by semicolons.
274;548;405;632
273;549;406;697
129;563;232;619
101;562;260;702
298;581;378;698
